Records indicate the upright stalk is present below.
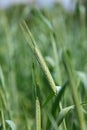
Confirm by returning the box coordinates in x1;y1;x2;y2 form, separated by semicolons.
1;109;6;130
51;33;67;130
62;50;86;130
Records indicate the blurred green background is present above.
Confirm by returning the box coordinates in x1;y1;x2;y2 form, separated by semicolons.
0;2;87;130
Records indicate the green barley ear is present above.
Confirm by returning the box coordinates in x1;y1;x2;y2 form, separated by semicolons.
21;21;57;95
36;97;41;130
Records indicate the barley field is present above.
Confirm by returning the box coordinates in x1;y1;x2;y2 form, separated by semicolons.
0;3;87;130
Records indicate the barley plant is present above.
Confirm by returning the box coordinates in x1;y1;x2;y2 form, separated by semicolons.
0;3;87;130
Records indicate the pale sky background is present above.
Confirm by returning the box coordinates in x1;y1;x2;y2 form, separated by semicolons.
0;0;77;12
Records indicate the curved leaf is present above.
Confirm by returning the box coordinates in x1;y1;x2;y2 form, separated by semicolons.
57;106;74;126
6;120;16;130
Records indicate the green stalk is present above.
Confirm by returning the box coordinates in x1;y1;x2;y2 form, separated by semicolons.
1;109;6;130
54;19;86;129
62;50;86;130
51;33;62;85
51;33;67;130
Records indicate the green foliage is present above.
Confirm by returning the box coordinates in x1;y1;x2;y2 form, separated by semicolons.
0;4;87;130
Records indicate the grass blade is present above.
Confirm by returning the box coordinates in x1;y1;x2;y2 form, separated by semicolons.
6;120;16;130
1;109;6;130
62;50;86;130
57;106;74;126
0;66;5;90
57;101;87;126
52;80;68;116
